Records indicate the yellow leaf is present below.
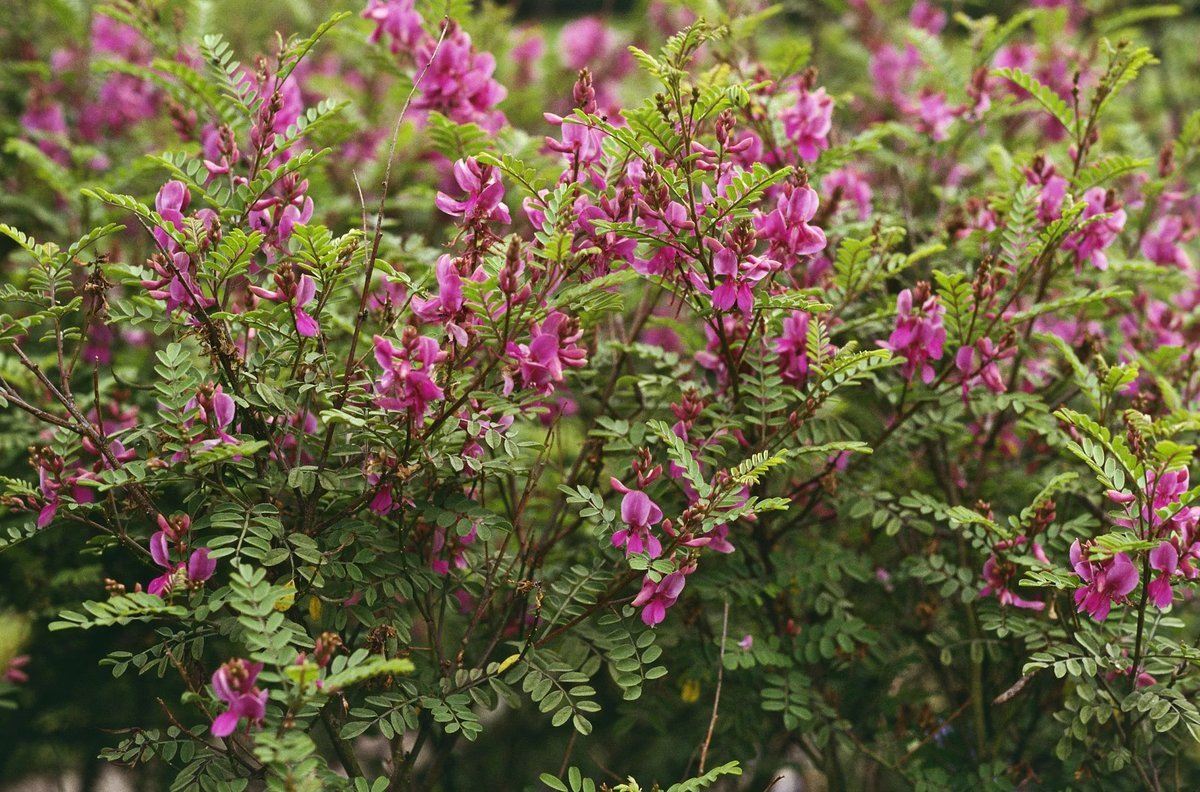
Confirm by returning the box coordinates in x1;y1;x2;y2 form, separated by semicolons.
274;581;296;612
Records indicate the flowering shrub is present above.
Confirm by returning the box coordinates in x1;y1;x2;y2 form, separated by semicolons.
2;1;1200;790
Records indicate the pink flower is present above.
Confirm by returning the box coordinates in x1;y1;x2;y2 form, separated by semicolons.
755;184;827;262
883;284;946;384
544;111;606;187
143;181;219;314
610;478;664;558
435;157;511;225
632;570;688;627
632;199;692;276
247;174;314;257
954;337;1014;401
432;522;477;575
147;518;216;597
1069;540;1139;621
1140;216;1191;269
681;522;736;554
362;0;425;54
249;270;319;337
1064;188;1126;271
909;0;947;33
822;168;872;221
915;90;956;142
979;545;1046;611
869;44;922;106
1114;468;1197;533
781;86;833;162
413;21;507;132
175;384;238;461
505;312;587;395
3;655;30;684
153;180;190;252
413;255;479;346
773;310;834;388
557;17;619;71
1148;542;1179;609
510;29;545;87
691;239;773;314
373;332;446;421
20;94;69;163
210;659;268;737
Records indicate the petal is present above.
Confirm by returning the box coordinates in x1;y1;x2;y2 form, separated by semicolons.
294;309;319;337
1148;577;1174;610
210;710;240;737
1150;542;1179;575
1109;554;1140;597
373;336;395;368
150;531;171;568
294;275;316;306
661;571;687;599
188;548;217;582
621;491;652;527
213;390;236;428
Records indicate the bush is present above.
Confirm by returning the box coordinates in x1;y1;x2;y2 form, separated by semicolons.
2;1;1200;790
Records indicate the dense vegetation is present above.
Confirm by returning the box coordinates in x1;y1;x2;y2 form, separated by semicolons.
2;1;1200;789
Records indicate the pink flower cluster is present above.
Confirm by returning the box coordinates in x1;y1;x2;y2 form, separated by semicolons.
210;658;268;737
883;283;946;384
373;330;446;421
148;513;216;597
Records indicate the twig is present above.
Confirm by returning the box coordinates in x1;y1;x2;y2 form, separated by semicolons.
699;597;730;773
321;700;364;777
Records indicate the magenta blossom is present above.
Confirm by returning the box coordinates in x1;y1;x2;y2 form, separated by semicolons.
632;569;688;627
143;181;218;314
210;659;268;737
781;85;833;162
1065;187;1126;271
250;270;319;337
557;16;619;71
413;21;507;131
954;337;1014;401
362;0;425;54
3;655;30;684
413;256;461;316
544;112;607;187
681;522;736;554
869;43;922;106
909;0;947;33
373;332;446;421
1148;542;1179;610
1069;540;1139;621
610;478;664;558
1140;216;1191;269
883;284;946;384
755;184;827;262
435;157;511;225
774;311;815;386
432;522;478;575
822;168;872;221
979;539;1047;611
173;384;238;462
915;90;956;142
147;517;216;597
690;238;773;314
505;312;587;395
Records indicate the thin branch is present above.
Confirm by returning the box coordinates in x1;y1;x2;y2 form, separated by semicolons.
699;597;730;773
